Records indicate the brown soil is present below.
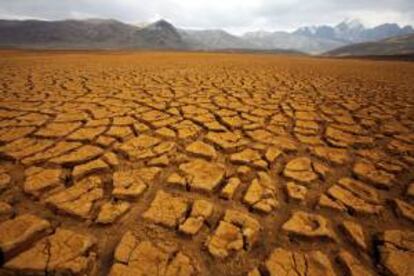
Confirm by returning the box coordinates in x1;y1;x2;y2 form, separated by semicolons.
0;50;413;275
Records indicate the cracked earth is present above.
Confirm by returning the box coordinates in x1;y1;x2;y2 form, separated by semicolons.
0;51;413;275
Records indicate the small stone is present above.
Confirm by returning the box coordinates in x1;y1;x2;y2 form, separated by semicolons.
96;201;131;224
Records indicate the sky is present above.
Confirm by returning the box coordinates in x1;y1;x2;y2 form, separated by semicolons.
0;0;413;34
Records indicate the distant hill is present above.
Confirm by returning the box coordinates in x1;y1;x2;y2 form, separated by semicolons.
242;31;344;54
207;48;306;55
0;18;413;54
0;19;188;49
324;33;414;57
179;29;255;50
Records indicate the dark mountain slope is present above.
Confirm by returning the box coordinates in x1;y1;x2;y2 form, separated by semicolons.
0;19;188;49
324;34;414;56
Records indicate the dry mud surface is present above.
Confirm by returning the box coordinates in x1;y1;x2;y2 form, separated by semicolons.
0;51;413;275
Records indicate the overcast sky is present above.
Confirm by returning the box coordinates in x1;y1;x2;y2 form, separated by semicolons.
0;0;413;34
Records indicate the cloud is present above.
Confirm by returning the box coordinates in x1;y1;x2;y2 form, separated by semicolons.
0;0;413;34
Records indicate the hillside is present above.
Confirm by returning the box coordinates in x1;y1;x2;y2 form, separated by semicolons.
0;19;188;49
324;33;414;57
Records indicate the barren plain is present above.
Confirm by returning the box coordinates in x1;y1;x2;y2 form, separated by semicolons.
0;50;413;275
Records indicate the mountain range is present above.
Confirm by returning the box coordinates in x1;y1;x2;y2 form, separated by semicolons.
0;19;188;49
242;19;413;54
294;19;414;43
0;18;413;55
325;33;414;57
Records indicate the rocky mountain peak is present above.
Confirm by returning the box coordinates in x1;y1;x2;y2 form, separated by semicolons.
147;19;176;31
335;18;365;31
